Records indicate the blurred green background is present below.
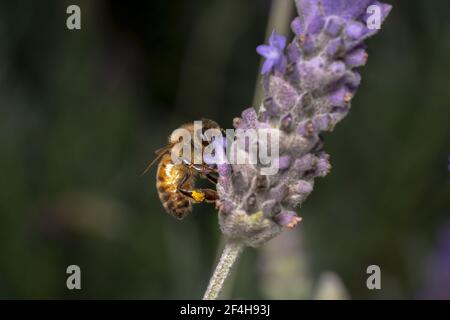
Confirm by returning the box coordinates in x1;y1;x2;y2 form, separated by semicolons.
0;0;449;299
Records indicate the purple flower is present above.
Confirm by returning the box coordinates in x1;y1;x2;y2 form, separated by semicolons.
274;211;302;229
256;30;287;75
217;0;392;247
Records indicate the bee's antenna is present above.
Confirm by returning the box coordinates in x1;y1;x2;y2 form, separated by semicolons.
141;144;173;176
141;157;160;176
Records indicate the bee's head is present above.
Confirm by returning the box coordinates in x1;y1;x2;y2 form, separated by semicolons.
169;119;222;144
168;119;223;165
201;119;221;132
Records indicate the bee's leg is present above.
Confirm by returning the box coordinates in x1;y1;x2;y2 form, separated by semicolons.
181;158;218;184
188;188;218;203
182;158;218;174
196;167;218;184
177;174;218;203
205;173;217;184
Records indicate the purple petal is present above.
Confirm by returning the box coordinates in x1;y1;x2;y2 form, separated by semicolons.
345;48;368;67
270;184;287;202
287;43;301;63
269;30;287;51
291;17;304;35
269;76;299;109
326;37;344;56
321;0;373;20
277;155;292;171
346;21;366;40
256;45;277;59
329;86;352;106
345;71;362;89
307;14;325;35
313;114;332;131
261;59;275;75
316;160;331;177
241;108;258;128
274;56;287;74
301;35;316;54
295;0;323;31
295;180;313;194
294;154;315;172
329;61;346;78
324;16;343;37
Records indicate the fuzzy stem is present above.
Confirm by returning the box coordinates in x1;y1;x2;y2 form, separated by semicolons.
205;0;294;300
203;241;245;300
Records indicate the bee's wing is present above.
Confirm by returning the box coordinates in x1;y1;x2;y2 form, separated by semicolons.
141;144;173;175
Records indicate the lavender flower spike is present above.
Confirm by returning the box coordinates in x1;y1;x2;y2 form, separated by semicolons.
216;0;392;248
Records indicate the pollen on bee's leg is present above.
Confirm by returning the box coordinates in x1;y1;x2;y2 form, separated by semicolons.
192;190;206;202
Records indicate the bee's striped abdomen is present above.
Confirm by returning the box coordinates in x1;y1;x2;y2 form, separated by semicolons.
156;153;193;219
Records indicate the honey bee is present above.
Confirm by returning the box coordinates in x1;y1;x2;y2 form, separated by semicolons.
143;119;222;219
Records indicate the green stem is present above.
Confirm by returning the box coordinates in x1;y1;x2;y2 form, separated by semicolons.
203;241;245;300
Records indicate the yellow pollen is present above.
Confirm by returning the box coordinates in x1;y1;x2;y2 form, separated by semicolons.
344;92;353;103
287;216;302;229
192;190;205;202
